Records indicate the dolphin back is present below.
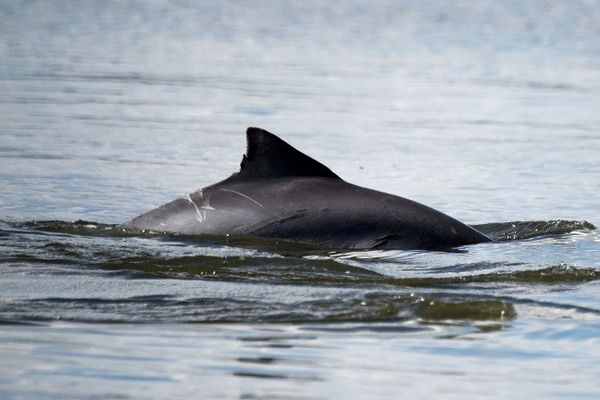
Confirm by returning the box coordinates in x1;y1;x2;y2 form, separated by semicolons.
125;128;492;250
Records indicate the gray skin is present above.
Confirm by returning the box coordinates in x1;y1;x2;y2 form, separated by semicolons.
125;128;492;250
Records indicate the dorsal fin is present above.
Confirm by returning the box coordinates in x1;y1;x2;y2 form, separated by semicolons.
231;127;340;181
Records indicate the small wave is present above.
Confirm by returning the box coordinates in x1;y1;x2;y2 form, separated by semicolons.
88;258;600;287
95;254;378;281
473;220;596;241
7;288;600;325
0;293;516;324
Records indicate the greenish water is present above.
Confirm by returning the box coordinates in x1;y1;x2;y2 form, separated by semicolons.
1;1;600;399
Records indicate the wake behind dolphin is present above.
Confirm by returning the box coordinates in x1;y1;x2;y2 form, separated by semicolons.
125;128;492;250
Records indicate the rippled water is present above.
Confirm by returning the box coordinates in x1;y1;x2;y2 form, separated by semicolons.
1;1;600;399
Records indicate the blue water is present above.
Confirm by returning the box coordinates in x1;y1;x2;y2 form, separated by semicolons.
1;1;600;398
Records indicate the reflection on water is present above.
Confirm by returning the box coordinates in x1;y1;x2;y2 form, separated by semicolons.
1;0;600;399
2;320;600;399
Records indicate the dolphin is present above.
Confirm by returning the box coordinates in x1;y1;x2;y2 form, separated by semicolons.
125;128;492;250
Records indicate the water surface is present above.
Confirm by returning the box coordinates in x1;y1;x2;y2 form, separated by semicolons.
1;1;600;399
